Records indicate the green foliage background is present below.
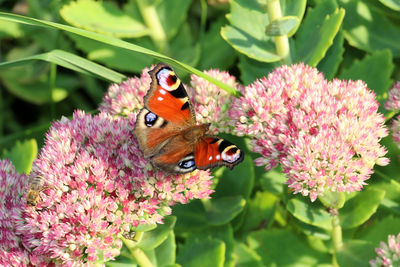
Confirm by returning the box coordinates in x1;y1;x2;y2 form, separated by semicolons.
1;0;400;266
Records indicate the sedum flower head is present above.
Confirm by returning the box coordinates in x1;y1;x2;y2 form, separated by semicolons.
229;64;388;201
384;81;400;111
187;69;243;134
22;110;213;265
0;159;30;266
370;233;400;267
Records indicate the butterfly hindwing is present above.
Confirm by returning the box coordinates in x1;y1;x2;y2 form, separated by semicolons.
194;137;244;170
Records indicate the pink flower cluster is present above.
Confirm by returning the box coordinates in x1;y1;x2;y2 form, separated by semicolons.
0;160;30;267
187;69;242;134
19;110;213;265
229;64;389;201
370;233;400;267
384;81;400;111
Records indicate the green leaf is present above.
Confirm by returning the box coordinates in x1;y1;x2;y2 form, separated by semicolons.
67;33;153;73
358;216;400;245
188;225;235;267
340;0;400;57
238;55;277;85
248;229;330;266
265;16;299;36
156;0;193;39
198;18;236;70
168;23;201;67
206;196;246;225
239;191;278;234
259;165;286;195
0;49;126;83
286;197;332;230
213;147;255;199
2;139;38;174
233;242;264;267
221;0;306;62
60;0;148;38
0;20;23;38
154;231;176;267
294;2;345;66
132;223;157;233
338;49;394;108
0;12;239;96
339;188;385;229
172;200;208;233
177;238;225;267
317;29;344;80
336;240;376;267
379;0;400;10
318;191;346;209
136;216;176;250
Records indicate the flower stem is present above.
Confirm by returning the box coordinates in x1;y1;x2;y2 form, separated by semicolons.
137;0;168;52
121;232;153;267
266;0;291;64
331;211;343;267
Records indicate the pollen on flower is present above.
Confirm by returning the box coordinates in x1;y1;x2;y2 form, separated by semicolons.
370;233;400;267
229;64;389;201
21;110;213;265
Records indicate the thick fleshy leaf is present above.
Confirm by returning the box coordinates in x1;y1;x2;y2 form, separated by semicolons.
265;16;299;36
259;165;286;195
248;229;330;266
168;23;201;67
317;29;344;80
340;0;400;57
60;0;148;38
136;216;176;250
238;55;277;85
156;0;193;39
286;197;332;230
294;0;344;66
338;49;394;108
0;12;239;96
336;240;376;267
339;189;385;229
221;0;306;62
2;139;37;174
379;0;400;10
0;20;23;38
198;18;236;71
188;225;235;267
238;191;277;234
172;200;208;233
206;196;246;225
177;238;225;267
358;216;400;245
233;242;263;267
154;231;176;267
318;191;346;209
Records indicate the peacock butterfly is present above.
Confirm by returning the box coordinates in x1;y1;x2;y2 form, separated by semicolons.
133;63;244;174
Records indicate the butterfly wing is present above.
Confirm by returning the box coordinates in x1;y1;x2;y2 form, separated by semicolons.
194;137;244;170
134;63;195;159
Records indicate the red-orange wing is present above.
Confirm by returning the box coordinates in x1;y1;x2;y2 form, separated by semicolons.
194;137;244;170
145;63;195;126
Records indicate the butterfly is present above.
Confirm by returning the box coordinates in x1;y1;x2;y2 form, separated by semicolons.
133;63;244;174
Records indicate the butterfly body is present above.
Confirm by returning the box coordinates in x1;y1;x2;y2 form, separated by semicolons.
134;63;244;174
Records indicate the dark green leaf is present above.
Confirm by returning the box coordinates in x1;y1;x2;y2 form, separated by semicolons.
248;229;330;266
294;2;344;66
340;0;400;57
259;165;286;195
137;216;176;250
317;29;344;80
233;242;264;267
154;231;176;267
156;0;193;39
60;1;149;38
339;188;385;229
286;197;332;230
2;139;37;174
177;238;225;267
172;200;208;233
336;240;375;267
206;196;246;225
238;55;277;85
379;0;400;10
358;216;400;245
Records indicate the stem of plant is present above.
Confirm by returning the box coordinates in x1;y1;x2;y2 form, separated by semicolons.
331;211;343;267
121;232;154;267
266;0;291;64
137;0;168;52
